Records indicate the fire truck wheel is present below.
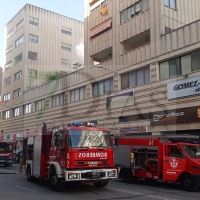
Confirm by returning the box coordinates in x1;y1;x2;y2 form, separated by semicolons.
27;166;33;182
4;164;9;167
93;179;109;187
49;172;65;191
121;169;133;183
180;174;198;192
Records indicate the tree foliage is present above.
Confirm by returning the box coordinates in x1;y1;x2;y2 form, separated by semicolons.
44;71;67;82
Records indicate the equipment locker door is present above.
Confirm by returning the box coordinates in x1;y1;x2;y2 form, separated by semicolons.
33;136;42;176
162;144;186;182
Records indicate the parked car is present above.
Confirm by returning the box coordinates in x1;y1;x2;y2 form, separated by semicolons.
13;150;22;164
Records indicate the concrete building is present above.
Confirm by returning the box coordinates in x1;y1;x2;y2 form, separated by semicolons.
1;0;200;145
0;67;2;95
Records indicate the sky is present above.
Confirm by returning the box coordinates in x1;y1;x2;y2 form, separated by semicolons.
0;0;84;68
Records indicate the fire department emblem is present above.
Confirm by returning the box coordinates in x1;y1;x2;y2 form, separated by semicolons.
170;159;178;169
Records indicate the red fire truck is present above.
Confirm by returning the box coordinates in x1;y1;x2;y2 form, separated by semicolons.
113;135;200;192
24;122;117;191
0;133;16;167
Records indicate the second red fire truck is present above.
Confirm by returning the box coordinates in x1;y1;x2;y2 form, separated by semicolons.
113;135;200;192
23;122;117;191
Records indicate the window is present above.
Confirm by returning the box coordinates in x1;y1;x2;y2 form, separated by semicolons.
29;34;38;43
7;30;13;39
164;0;176;9
61;29;71;35
13;89;21;97
28;69;37;78
5;61;12;69
24;104;31;114
120;0;149;24
35;100;45;111
14;53;22;64
6;46;13;53
52;93;64;107
16;19;23;31
4;76;11;86
28;51;38;60
61;62;71;67
70;87;86;102
92;79;113;97
167;145;182;158
4;110;10;119
121;66;150;89
14;107;20;117
14;71;22;80
3;93;10;101
159;50;200;80
15;36;23;47
29;17;38;26
61;46;71;51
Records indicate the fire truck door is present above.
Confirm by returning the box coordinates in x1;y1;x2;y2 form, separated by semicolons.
162;144;186;182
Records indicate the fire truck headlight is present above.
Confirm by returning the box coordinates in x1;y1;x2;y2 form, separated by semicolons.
108;171;115;177
68;173;79;179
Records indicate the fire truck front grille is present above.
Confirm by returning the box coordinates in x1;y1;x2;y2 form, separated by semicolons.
0;156;10;160
75;160;110;167
81;172;105;179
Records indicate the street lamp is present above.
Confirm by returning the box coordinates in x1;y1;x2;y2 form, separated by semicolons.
96;64;117;76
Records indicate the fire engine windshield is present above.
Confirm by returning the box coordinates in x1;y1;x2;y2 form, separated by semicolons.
182;145;200;158
0;143;13;152
68;130;112;148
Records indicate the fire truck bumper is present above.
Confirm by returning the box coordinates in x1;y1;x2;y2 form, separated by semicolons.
64;168;117;181
194;174;200;185
0;160;12;165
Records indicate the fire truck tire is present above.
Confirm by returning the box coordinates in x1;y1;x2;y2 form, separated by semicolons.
49;172;65;191
93;179;109;187
180;174;198;192
27;166;33;182
4;164;9;167
121;169;133;183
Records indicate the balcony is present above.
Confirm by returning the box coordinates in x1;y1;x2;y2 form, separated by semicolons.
92;46;112;63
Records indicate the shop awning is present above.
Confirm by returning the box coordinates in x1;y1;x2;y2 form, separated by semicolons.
89;0;99;6
90;18;112;38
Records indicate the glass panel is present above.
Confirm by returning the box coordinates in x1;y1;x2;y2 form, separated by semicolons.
79;88;84;100
144;67;150;84
93;83;98;97
127;7;131;20
55;95;59;106
129;71;136;87
142;0;149;11
70;90;74;102
136;68;145;86
121;73;129;89
170;0;176;9
99;82;104;96
104;79;110;94
160;61;169;80
109;79;113;93
191;51;200;71
131;5;135;17
60;94;64;105
135;1;141;14
75;89;79;101
120;10;127;24
181;54;192;74
164;0;169;6
52;96;55;107
169;58;180;77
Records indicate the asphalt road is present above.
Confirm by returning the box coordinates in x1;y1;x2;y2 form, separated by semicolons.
0;164;200;200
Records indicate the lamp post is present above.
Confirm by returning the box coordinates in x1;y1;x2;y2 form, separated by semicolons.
96;64;117;76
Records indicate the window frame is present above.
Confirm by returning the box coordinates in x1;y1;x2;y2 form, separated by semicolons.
159;50;200;80
70;87;86;102
61;29;72;35
15;35;23;47
24;104;32;114
13;89;21;97
35;99;45;111
29;34;38;43
14;71;22;81
121;66;150;89
164;0;176;10
16;19;24;31
28;69;37;78
29;17;38;26
61;46;71;51
52;93;64;107
92;78;113;97
14;107;20;117
4;110;10;119
3;93;10;101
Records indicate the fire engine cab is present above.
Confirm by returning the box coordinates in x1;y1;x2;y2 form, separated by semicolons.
113;135;200;192
24;122;117;191
0;133;16;167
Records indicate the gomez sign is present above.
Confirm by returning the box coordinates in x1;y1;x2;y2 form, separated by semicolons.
167;76;200;99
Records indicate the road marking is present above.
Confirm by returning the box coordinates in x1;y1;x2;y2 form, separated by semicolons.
16;186;36;192
108;187;179;200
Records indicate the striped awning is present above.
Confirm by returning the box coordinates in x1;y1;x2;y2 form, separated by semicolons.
90;18;112;38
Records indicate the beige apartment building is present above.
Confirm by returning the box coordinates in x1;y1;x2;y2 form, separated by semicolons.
1;0;200;147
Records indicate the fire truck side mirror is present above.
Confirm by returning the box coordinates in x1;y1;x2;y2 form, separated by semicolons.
114;138;118;146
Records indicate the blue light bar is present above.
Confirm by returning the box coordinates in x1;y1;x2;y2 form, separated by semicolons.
71;122;84;126
169;139;198;144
